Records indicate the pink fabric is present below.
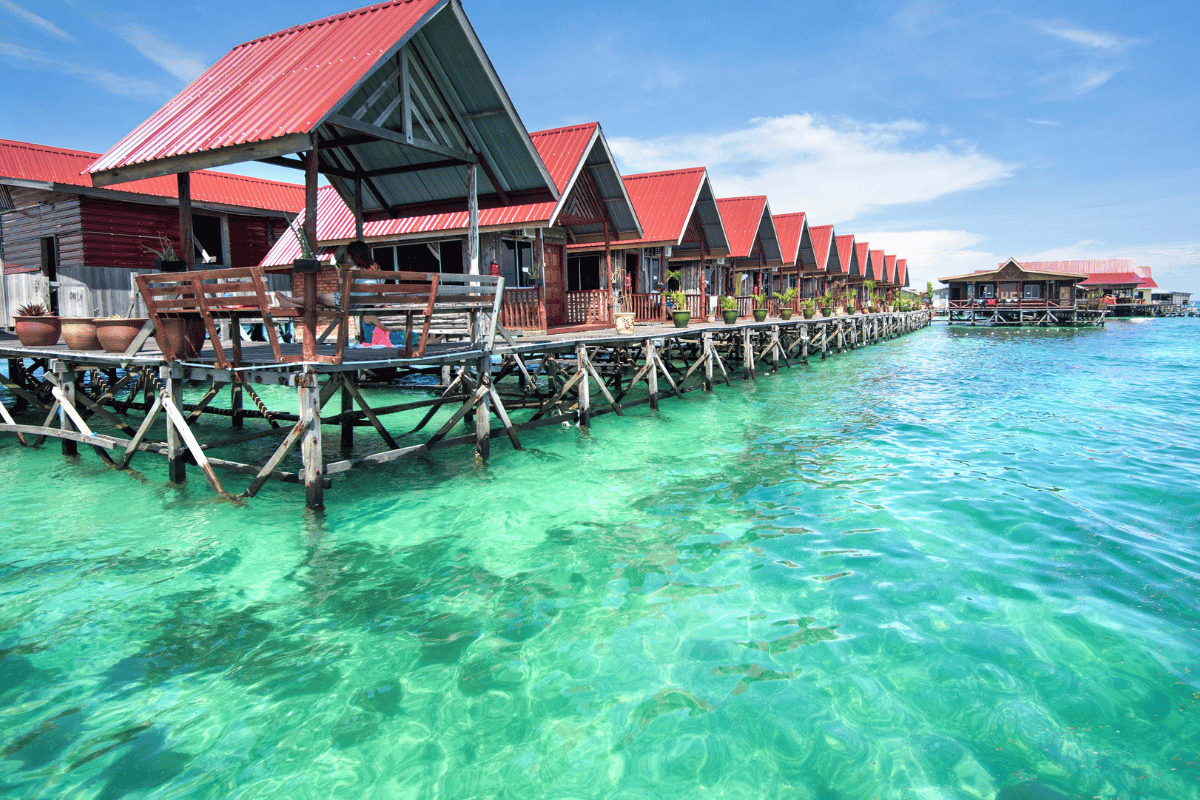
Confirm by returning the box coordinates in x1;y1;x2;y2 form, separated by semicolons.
370;325;393;346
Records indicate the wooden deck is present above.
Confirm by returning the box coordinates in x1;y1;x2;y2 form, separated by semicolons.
2;311;932;510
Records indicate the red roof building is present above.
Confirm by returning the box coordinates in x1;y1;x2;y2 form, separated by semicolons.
883;255;898;287
774;212;818;274
715;196;783;295
856;242;875;282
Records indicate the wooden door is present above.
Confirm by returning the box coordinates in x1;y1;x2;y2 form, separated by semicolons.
543;244;566;326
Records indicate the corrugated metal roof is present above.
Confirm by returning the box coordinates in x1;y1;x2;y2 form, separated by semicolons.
580;167;728;255
715;196;783;265
809;224;837;272
88;0;557;217
773;212;818;270
0;138;303;213
835;234;858;277
1079;272;1143;286
1138;276;1159;289
896;258;908;287
883;255;897;285
856;242;873;281
870;250;887;283
1005;259;1135;275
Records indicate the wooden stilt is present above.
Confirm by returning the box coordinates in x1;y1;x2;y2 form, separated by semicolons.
475;355;491;460
299;370;324;509
55;363;78;457
743;328;755;380
162;366;186;483
702;331;713;391
340;375;354;451
576;344;590;430
646;339;659;410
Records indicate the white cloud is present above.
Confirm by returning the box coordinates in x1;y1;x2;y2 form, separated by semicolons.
1018;239;1200;293
1027;119;1061;126
856;229;998;288
1033;22;1138;51
609;114;1013;223
0;41;165;99
0;0;75;42
111;22;207;84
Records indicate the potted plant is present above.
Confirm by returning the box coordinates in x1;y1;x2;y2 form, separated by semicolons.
751;292;768;322
719;295;738;325
667;290;690;328
154;316;206;359
13;303;61;347
290;219;321;273
95;314;149;354
821;291;834;317
774;287;798;320
799;298;815;320
144;236;186;272
61;315;101;351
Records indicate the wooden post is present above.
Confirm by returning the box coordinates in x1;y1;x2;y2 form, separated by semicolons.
743;328;755;380
178;172;194;269
302;138;320;361
770;325;780;372
475;355;490;459
577;343;590;429
535;228;547;331
353;176;364;240
702;330;713;391
467;163;479;275
801;324;809;364
162;365;185;483
646;338;659;411
56;363;77;457
604;221;614;324
821;322;829;360
340;375;354;451
299;370;324;509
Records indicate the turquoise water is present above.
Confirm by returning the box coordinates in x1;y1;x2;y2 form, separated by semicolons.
2;320;1198;799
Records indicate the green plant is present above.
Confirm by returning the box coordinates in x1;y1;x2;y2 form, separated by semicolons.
750;292;766;307
288;218;317;260
16;303;49;317
718;295;737;312
799;298;814;311
863;279;876;295
142;235;177;260
821;291;834;308
666;289;688;310
663;267;684;292
773;287;798;305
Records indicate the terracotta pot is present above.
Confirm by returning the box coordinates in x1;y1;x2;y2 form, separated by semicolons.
154;316;206;359
14;315;61;347
95;318;148;354
61;317;101;351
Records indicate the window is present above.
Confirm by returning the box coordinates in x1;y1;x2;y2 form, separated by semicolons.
193;215;224;265
566;255;601;291
500;239;535;288
371;240;462;273
1023;284;1042;299
977;283;995;298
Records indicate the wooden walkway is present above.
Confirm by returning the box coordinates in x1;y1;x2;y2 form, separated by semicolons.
1;311;932;510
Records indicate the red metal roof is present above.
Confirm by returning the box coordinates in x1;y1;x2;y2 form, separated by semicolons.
90;0;445;177
896;258;908;286
834;234;857;277
716;196;768;259
773;212;808;268
884;255;897;284
870;250;887;283
856;242;873;280
809;224;836;272
608;168;707;248
1139;276;1159;289
0;138;303;213
1079;272;1143;286
1005;259;1134;275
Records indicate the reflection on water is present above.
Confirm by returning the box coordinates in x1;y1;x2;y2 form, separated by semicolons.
1;320;1199;798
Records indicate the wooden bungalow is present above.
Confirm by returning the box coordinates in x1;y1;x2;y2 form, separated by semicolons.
855;241;876;304
773;212;819;297
263;121;642;332
1;139;302;325
808;225;841;300
88;0;560;362
834;234;861;308
713;196;784;303
568;167;730;322
940;257;1090;326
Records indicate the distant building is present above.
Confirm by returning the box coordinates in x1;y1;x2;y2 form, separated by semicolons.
940;258;1093;326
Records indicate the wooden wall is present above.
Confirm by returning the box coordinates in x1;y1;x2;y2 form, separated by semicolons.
0;187;84;272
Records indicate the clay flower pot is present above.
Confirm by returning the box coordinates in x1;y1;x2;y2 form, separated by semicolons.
95;318;148;354
14;315;61;347
153;317;206;359
61;317;101;351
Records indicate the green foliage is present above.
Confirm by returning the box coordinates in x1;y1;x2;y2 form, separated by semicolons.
288;218;317;260
718;295;738;312
16;303;49;317
142;235;177;260
666;289;688;310
773;287;798;304
750;292;766;307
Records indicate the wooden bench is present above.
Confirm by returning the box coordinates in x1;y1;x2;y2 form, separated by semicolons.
336;270;503;358
136;267;301;367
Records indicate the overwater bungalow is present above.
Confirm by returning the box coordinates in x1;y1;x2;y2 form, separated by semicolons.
1;139;302;324
940;258;1096;326
834;234;861;309
855;242;876;305
808;225;840;300
713;195;784;308
773;212;819;298
262;121;643;333
568;167;730;322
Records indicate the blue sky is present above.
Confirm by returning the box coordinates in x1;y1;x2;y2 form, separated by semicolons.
3;0;1197;294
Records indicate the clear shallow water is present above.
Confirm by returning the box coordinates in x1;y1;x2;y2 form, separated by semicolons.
1;320;1198;799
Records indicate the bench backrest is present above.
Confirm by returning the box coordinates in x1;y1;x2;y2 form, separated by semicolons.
340;269;504;349
136;267;271;317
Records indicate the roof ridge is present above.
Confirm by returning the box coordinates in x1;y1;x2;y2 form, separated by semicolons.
530;122;599;137
623;167;705;180
234;0;417;49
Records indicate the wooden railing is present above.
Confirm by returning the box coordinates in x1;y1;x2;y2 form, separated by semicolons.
627;294;664;322
949;299;1076;310
565;289;611;325
501;285;545;330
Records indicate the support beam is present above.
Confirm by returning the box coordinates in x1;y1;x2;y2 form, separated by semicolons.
475;355;491;460
577;344;590;429
178;172;194;270
299;371;324;510
162;366;186;483
466;162;479;275
301;137;320;362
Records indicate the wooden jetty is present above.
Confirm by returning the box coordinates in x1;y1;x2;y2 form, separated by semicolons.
1;311;931;510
